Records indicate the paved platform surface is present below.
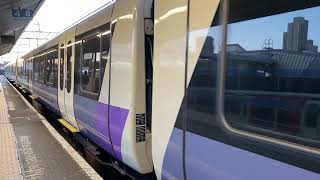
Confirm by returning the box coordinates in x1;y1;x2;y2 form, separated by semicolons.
0;76;102;180
0;77;22;180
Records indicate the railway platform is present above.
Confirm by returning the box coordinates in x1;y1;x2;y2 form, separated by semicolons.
0;75;102;180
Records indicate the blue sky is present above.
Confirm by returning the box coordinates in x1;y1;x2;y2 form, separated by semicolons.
227;6;320;50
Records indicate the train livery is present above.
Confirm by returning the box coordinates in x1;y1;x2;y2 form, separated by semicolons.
5;0;320;179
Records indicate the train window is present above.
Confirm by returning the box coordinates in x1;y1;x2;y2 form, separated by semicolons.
33;57;38;82
224;1;320;145
101;29;110;81
81;34;101;95
60;44;64;90
74;23;110;100
39;54;46;84
20;63;23;77
25;61;27;77
23;63;25;77
53;48;58;87
24;61;26;77
26;61;29;79
46;49;56;86
66;41;72;93
184;4;222;140
46;57;52;84
303;103;320;139
29;58;33;80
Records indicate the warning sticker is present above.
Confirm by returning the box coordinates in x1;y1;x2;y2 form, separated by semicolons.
136;114;146;142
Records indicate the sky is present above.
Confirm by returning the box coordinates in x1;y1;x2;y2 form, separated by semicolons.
0;0;112;63
227;6;320;50
190;6;320;53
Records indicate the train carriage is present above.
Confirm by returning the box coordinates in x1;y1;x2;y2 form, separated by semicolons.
5;0;320;179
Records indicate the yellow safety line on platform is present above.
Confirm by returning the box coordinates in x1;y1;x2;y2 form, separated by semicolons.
58;119;80;133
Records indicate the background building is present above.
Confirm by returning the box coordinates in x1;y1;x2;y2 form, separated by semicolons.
283;17;318;53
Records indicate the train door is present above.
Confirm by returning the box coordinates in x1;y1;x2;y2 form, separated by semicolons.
58;34;68;122
64;27;78;128
58;28;79;129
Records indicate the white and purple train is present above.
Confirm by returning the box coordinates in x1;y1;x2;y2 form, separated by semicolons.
5;0;320;179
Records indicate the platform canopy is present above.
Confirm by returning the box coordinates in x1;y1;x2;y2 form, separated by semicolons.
0;0;44;56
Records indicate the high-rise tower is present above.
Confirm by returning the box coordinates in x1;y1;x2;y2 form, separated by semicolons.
283;17;318;53
283;17;308;52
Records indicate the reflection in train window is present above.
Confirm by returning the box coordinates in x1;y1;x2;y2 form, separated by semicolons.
46;48;58;87
33;57;39;82
303;103;320;139
81;35;101;94
225;3;320;144
66;41;72;93
46;52;54;85
54;50;58;87
101;29;110;82
60;44;64;90
185;10;222;135
39;54;46;84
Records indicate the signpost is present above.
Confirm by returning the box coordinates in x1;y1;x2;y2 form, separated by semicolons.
12;7;33;18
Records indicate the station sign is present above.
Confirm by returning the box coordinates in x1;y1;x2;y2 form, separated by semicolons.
12;7;34;18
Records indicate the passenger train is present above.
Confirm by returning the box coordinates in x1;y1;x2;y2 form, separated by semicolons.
4;0;320;179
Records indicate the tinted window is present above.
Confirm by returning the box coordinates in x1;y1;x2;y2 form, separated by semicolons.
185;14;221;136
225;3;320;144
53;48;58;87
101;30;111;82
33;57;39;82
46;48;58;86
67;41;72;92
81;35;100;94
46;56;53;84
74;23;110;100
39;54;46;84
24;61;27;77
60;44;64;90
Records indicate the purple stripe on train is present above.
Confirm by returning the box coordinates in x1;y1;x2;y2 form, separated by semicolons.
162;128;320;180
161;128;184;180
74;95;129;161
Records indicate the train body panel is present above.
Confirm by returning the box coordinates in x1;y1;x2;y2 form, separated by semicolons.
152;0;188;179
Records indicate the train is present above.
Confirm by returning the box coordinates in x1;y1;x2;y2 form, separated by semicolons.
4;0;320;179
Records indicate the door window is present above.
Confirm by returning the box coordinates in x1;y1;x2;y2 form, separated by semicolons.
60;44;64;90
81;35;101;94
66;41;72;92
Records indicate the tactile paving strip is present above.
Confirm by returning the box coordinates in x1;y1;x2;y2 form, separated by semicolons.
0;76;23;180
